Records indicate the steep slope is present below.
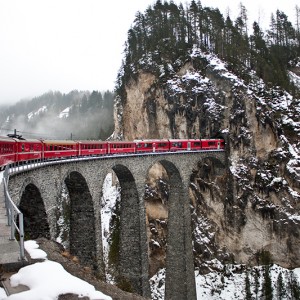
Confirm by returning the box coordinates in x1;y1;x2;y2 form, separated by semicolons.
114;47;300;273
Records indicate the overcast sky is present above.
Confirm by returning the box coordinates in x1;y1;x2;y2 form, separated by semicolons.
0;0;298;105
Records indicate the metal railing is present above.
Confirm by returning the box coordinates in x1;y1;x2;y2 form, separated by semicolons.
2;167;25;261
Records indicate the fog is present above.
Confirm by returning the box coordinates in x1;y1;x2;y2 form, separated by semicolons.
0;90;114;141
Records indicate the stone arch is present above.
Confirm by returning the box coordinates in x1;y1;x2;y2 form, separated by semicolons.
110;164;145;295
19;181;50;240
64;171;97;270
145;158;196;300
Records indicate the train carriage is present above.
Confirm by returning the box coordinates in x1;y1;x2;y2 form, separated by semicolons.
42;140;78;160
78;141;108;156
108;141;136;154
15;139;43;163
169;139;202;151
135;139;169;153
0;136;17;169
201;139;225;150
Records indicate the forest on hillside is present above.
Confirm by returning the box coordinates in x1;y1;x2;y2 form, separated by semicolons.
117;0;300;98
0;90;115;140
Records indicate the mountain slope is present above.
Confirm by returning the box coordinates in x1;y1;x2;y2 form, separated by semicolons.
112;0;300;297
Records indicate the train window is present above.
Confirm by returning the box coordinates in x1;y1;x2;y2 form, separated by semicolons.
22;144;25;152
172;142;182;147
158;143;166;147
208;141;216;146
194;142;201;146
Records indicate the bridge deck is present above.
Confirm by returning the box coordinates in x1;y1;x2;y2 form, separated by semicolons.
0;179;26;272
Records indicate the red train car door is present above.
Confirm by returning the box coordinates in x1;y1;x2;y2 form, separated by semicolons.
188;141;191;150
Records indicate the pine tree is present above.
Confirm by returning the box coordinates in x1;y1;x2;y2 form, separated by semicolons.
245;272;252;300
277;272;286;299
290;272;300;300
263;266;273;300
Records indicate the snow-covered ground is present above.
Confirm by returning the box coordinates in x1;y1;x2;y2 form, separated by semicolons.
0;241;111;300
150;263;300;300
58;107;71;119
27;106;47;120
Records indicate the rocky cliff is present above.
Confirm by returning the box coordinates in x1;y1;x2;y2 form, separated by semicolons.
113;48;300;273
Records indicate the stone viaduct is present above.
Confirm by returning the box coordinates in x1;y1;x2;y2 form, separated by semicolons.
7;151;226;300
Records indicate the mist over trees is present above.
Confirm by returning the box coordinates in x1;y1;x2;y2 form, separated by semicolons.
0;90;114;140
117;0;300;98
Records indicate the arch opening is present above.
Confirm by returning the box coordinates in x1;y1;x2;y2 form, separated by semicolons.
144;162;169;277
100;164;145;295
19;183;50;240
101;170;121;283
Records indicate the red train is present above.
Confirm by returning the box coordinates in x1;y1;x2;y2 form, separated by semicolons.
0;136;225;170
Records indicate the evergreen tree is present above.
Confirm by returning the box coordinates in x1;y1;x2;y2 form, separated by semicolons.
116;0;299;99
277;272;286;300
263;266;273;300
289;272;300;300
245;272;252;300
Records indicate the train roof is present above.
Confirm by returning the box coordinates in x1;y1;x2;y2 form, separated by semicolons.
0;136;42;143
76;140;106;144
169;139;201;142
0;136;15;142
134;139;169;142
14;138;42;143
108;141;136;144
42;140;77;145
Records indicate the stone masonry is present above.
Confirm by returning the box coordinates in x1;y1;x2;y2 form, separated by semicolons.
7;151;225;299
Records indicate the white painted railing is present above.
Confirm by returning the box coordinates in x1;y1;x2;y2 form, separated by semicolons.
2;167;25;261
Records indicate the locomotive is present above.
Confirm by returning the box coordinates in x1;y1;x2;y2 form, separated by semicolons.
0;136;225;170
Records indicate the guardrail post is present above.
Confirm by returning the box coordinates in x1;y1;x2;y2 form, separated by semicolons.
10;205;15;240
19;213;25;260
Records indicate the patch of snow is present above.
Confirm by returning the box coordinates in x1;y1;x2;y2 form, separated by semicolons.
289;71;300;89
24;240;47;260
58;107;71;119
6;261;111;300
27;106;47;120
150;268;166;300
0;240;112;300
0;289;6;299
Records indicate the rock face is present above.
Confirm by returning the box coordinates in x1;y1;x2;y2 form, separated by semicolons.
114;49;300;272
